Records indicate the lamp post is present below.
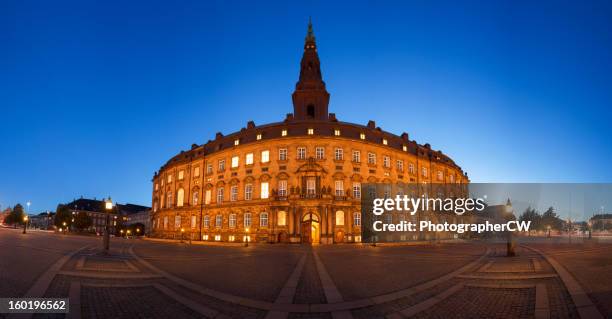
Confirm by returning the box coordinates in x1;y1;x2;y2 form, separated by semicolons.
505;199;516;257
62;221;67;235
127;229;131;238
103;197;113;253
547;225;551;238
245;228;249;247
180;228;185;243
22;215;28;234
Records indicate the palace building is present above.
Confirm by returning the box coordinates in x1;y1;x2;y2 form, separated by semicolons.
150;22;469;244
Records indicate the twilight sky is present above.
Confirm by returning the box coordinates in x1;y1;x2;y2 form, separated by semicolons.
1;0;611;213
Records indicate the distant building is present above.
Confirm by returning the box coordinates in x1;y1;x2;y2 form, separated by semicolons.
590;213;612;231
29;211;55;229
0;208;10;225
62;198;150;235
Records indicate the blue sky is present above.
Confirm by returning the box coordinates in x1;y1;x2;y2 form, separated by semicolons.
1;0;611;212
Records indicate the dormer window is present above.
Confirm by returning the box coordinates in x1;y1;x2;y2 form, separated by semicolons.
281;129;288;137
334;129;341;136
256;133;262;140
234;139;239;146
360;133;366;140
308;128;314;135
382;139;388;145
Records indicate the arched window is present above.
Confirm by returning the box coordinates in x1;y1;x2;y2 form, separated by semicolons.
335;211;344;226
215;214;222;228
176;188;185;207
192;190;199;206
166;192;173;208
277;211;287;226
353;212;361;226
260;212;269;227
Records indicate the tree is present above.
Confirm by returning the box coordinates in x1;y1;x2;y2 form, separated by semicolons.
6;204;25;227
73;211;92;231
541;207;563;231
54;205;72;229
518;207;541;235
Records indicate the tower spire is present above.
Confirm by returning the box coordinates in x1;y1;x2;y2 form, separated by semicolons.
292;19;330;121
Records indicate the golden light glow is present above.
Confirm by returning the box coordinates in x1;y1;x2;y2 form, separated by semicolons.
23;216;28;221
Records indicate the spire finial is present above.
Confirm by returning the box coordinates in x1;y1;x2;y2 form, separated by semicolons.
306;17;315;43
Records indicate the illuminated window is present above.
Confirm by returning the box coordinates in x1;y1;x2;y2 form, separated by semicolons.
335;180;344;196
360;133;366;140
191;215;196;228
217;187;224;203
260;212;268;227
245;184;253;200
218;159;225;172
166;192;172;208
193;166;200;177
178;170;184;180
246;153;253;165
368;152;376;164
307;178;316;195
352;182;361;199
167;175;172;183
281;129;287;136
316;147;324;159
450;174;455;183
229;235;235;241
260;182;269;199
297;147;306;160
278;180;287;196
230;185;238;201
279;148;287;160
397;160;404;171
234;139;239;146
383;156;390;168
308;128;314;135
244;213;252;227
422;167;428;177
174;215;181;229
155;183;158;191
277;211;287;226
402;145;408;152
215;234;221;241
335;211;345;226
205;189;211;204
261;150;270;163
163;216;168;229
202;234;209;240
354;212;361;226
206;163;213;174
192;190;199;206
334;148;343;160
176;188;185;207
229;214;236;228
334;129;341;136
231;156;239;168
409;163;415;174
382;138;388;145
256;133;262;140
437;171;443;181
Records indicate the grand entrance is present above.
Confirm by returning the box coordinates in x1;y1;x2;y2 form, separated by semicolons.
301;213;320;244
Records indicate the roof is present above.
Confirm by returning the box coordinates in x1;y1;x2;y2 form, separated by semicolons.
64;198;150;215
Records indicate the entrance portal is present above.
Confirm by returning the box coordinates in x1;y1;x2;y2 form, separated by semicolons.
301;213;320;244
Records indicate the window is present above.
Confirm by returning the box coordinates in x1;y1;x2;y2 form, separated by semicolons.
278;180;287;196
215;234;221;241
245;184;253;200
382;138;388;145
218;159;225;172
335;211;345;225
244;213;252;228
163;216;168;229
217;187;224;203
202;234;209;240
191;215;196;229
230;185;238;201
409;163;415;174
261;150;270;163
192;190;199;206
383;156;390;168
360;133;366;140
437;171;443;181
260;182;269;199
354;212;361;226
450;174;455;183
368;152;376;164
234;139;240;146
229;214;236;228
353;182;361;199
278;211;287;226
403;145;408;152
203;216;210;228
178;170;184;180
155;183;159;191
334;148;343;160
260;212;268;227
315;147;324;160
229;235;236;242
335;180;344;196
231;156;239;168
167;175;172;183
205;189;211;204
176;188;185;207
161;179;164;187
256;133;262;140
246;153;253;165
306;178;316;195
281;129;287;136
297;147;306;160
215;215;222;228
206;163;213;174
352;150;360;163
334;129;340;136
397;160;404;171
279;148;287;161
166;192;173;208
422;167;428;177
194;166;200;177
308;128;314;135
174;215;181;229
153;201;158;212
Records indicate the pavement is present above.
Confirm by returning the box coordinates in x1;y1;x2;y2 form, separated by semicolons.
0;228;610;318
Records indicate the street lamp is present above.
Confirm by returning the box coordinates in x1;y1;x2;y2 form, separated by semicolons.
547;225;551;238
245;228;250;247
505;200;515;257
127;229;131;238
180;228;185;243
22;215;29;234
103;197;113;253
62;221;67;235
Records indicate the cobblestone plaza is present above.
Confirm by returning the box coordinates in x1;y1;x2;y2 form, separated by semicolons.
1;228;610;318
